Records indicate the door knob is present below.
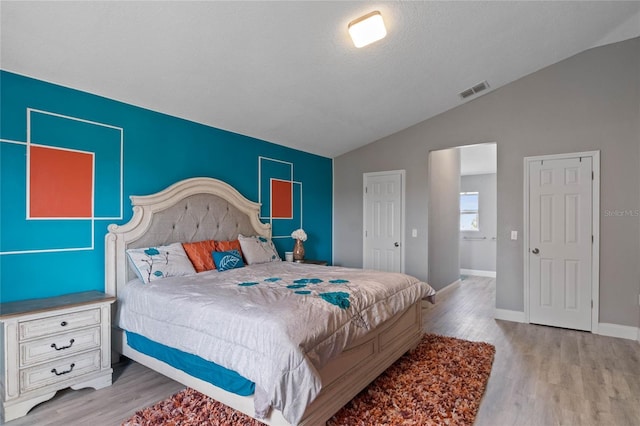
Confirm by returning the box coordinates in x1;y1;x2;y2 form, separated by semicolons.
532;248;540;254
394;242;400;247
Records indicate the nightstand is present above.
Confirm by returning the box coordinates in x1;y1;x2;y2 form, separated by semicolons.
295;259;329;266
0;291;115;422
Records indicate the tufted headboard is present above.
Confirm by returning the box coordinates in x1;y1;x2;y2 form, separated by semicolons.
105;177;271;298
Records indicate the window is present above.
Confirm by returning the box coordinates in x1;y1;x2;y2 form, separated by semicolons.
460;192;479;231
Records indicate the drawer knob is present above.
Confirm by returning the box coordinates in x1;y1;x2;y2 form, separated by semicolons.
60;321;68;327
51;363;75;376
51;338;75;351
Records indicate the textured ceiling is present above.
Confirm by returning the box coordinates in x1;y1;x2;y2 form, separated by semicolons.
2;1;639;158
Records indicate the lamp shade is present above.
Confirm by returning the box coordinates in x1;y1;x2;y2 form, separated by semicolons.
348;11;387;48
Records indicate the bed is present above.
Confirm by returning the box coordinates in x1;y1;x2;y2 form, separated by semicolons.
105;177;435;425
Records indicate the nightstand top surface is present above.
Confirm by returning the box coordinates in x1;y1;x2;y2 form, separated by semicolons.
295;259;329;265
0;291;115;320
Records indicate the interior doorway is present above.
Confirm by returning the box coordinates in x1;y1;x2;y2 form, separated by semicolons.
459;144;497;279
427;143;497;291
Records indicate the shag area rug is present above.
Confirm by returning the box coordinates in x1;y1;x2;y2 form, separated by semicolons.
122;334;495;426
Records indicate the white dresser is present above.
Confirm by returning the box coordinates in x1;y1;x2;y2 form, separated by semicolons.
0;291;115;422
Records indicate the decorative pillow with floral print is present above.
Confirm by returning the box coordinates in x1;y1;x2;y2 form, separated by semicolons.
237;234;281;265
126;242;196;283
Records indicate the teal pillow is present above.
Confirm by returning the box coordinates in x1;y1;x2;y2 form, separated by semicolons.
212;250;245;272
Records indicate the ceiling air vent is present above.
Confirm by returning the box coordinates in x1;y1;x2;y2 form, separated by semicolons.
459;80;490;99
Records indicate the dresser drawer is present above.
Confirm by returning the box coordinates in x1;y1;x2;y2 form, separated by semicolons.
2;292;115;422
20;327;101;367
19;350;101;393
19;308;101;341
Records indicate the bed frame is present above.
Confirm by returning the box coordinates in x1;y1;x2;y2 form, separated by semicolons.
105;177;424;425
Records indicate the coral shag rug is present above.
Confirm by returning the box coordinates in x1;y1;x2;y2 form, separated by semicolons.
122;334;495;426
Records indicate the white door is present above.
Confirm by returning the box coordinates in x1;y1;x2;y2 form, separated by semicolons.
363;171;404;272
528;156;592;331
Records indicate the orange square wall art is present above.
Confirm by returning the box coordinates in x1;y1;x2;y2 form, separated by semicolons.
271;178;293;219
29;145;93;218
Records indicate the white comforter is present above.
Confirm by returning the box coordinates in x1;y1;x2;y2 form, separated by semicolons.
117;262;435;424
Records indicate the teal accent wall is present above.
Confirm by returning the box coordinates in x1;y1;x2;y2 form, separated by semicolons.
0;71;333;303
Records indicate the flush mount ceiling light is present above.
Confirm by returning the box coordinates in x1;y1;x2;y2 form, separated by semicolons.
348;11;387;48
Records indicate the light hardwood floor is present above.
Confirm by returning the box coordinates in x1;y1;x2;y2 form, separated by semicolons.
5;276;640;426
423;276;640;426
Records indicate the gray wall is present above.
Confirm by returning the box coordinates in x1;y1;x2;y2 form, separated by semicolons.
460;173;497;273
427;148;460;289
333;37;640;328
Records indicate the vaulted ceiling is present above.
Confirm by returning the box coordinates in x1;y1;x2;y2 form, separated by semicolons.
2;1;639;157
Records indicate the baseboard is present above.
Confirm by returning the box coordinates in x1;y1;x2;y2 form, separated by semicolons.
460;269;496;278
597;323;640;341
494;309;526;323
437;279;461;295
492;314;639;342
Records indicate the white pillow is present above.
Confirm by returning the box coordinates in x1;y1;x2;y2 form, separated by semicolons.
238;234;282;265
126;242;196;283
